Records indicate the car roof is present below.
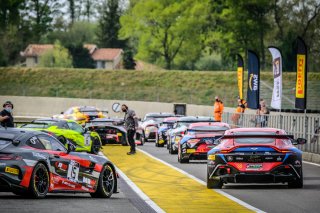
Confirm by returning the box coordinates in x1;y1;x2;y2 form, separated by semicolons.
145;113;175;117
224;127;286;135
189;122;230;128
177;116;215;122
0;128;38;141
163;117;180;122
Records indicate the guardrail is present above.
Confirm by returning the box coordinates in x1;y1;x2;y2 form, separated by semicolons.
222;112;320;154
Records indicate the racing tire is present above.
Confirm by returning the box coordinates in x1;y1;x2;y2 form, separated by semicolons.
178;152;189;164
90;164;115;198
91;137;101;155
207;171;223;189
288;172;303;188
29;163;49;198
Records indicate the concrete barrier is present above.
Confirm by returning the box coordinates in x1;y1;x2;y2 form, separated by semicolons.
0;95;236;118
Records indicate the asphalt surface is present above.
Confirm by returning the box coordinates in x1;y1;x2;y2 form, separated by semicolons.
139;143;320;213
0;174;156;213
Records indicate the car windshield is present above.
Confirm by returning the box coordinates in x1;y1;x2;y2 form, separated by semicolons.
234;131;276;144
22;123;49;128
67;122;84;134
161;122;174;128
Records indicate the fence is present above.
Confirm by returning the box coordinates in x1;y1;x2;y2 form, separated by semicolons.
222;112;320;154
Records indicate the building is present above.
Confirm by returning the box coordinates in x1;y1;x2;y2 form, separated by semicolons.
21;44;123;70
91;48;123;70
20;44;54;67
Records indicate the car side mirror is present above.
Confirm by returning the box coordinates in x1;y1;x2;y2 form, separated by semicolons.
66;140;76;153
294;138;307;145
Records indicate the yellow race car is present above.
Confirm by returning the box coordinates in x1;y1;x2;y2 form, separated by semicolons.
55;106;107;125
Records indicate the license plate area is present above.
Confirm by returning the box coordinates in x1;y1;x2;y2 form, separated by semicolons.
246;164;262;171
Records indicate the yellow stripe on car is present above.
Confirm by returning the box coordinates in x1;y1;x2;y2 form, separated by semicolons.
103;145;252;213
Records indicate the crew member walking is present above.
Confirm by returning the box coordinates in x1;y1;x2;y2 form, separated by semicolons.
0;101;14;128
213;96;224;122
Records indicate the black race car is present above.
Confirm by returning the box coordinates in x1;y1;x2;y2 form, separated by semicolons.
0;128;117;198
85;118;144;146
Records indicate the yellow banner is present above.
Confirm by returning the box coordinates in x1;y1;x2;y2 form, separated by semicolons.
296;54;306;98
237;67;243;99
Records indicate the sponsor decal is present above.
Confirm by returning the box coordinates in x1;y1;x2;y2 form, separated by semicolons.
84;133;91;146
264;152;271;155
62;180;76;188
227;156;233;161
294;160;302;167
237;67;243;99
249;74;259;91
250;147;258;150
55;162;68;171
83;176;92;185
246;164;262;171
235;157;243;161
277;156;282;161
265;157;273;160
67;160;80;183
296;54;305;98
5;167;19;175
81;186;90;191
32;152;46;159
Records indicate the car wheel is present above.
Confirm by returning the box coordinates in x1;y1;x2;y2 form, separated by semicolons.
90;164;115;198
207;169;223;189
29;163;49;198
91;137;101;154
178;148;189;163
288;171;303;188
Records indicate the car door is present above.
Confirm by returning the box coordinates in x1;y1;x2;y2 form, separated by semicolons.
67;121;91;148
37;134;81;190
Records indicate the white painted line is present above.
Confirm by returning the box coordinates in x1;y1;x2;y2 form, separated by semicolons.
99;152;165;213
303;161;320;167
137;148;265;213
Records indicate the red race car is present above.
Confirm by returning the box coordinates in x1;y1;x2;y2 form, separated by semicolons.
0;128;117;198
178;122;230;163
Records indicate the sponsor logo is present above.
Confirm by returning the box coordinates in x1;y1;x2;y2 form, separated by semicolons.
273;57;281;78
265;157;273;160
62;181;76;188
5;167;19;175
227;156;233;161
264;152;271;155
237;67;243;99
81;186;90;191
294;160;302;167
277;156;282;161
250;147;258;150
296;54;305;98
249;74;259;91
83;177;92;185
246;164;262;170
32;152;46;159
235;157;243;161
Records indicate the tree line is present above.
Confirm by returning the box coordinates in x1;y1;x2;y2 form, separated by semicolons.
0;0;319;71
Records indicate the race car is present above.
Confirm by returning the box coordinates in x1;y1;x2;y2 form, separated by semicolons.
140;113;175;142
20;118;102;154
167;116;215;154
85;118;144;146
155;117;179;147
178;122;230;163
206;128;307;189
54;106;107;125
0;128;117;198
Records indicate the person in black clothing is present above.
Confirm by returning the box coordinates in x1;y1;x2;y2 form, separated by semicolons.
0;101;14;128
114;104;138;155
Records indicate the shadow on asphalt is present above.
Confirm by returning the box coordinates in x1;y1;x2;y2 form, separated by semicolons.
223;184;288;189
0;193;122;199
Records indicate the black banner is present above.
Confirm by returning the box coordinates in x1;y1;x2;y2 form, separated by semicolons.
247;50;260;109
295;37;307;110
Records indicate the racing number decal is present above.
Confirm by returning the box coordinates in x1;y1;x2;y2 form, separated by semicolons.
67;160;80;183
84;133;91;146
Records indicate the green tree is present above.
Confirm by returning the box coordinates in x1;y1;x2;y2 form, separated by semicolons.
120;0;211;69
123;49;136;69
97;0;124;48
67;45;95;68
39;41;73;68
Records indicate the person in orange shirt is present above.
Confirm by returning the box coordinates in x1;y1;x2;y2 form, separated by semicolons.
213;96;224;122
232;98;247;126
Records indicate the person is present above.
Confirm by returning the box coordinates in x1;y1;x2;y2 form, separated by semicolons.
114;104;138;155
213;96;224;122
256;99;269;127
231;98;247;126
0;101;14;128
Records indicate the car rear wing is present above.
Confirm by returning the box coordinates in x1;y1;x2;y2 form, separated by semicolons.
79;109;109;113
220;134;294;140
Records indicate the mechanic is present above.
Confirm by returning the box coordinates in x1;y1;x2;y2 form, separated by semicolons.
213;96;224;122
115;104;138;155
0;101;14;128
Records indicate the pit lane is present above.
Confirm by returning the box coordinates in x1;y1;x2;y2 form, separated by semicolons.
139;142;320;213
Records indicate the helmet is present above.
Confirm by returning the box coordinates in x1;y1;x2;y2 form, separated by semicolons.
3;101;14;109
